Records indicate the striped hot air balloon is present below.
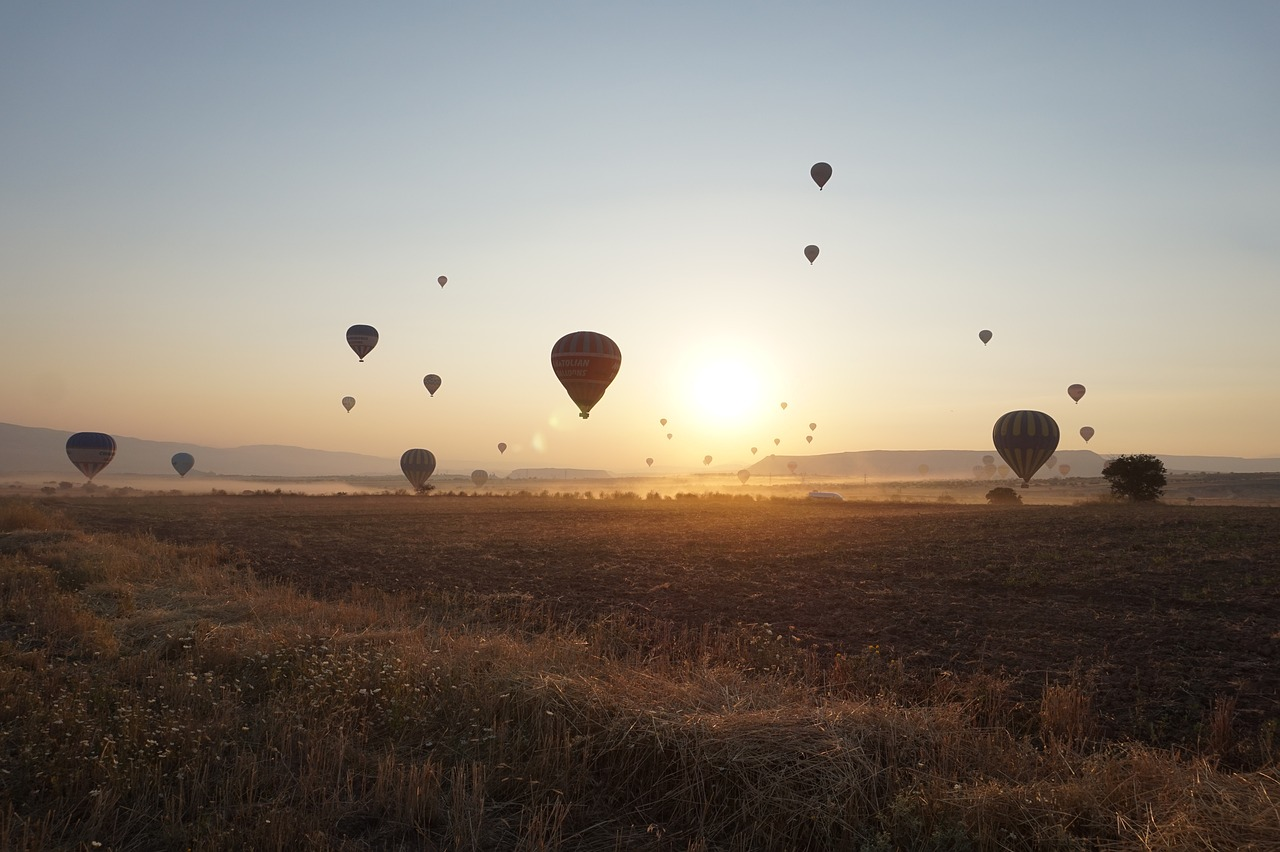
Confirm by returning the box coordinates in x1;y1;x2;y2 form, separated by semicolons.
550;331;621;419
66;432;116;480
346;325;378;362
400;449;437;492
992;410;1060;487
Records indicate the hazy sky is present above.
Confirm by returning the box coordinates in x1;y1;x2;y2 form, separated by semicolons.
4;2;1278;472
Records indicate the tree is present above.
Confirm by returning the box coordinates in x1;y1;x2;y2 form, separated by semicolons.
1101;454;1167;502
986;486;1022;505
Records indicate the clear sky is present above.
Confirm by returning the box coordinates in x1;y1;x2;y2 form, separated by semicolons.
3;2;1278;473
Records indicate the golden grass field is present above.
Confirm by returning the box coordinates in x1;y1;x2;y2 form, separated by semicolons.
2;493;1278;850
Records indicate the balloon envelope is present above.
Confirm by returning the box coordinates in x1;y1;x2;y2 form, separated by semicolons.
810;162;832;190
659;418;667;426
171;452;194;477
982;455;995;466
1058;464;1071;476
346;325;378;361
809;423;817;431
1080;426;1095;443
803;245;819;264
66;432;116;481
750;447;758;455
400;449;437;491
992;410;1060;486
703;455;713;466
342;396;355;412
551;331;622;419
666;433;672;440
787;461;798;473
774;438;780;446
423;374;442;396
806;435;813;444
780;402;788;411
438;276;447;287
979;329;993;345
646;458;653;467
918;464;929;476
497;443;507;454
1067;383;1086;403
737;469;751;484
471;469;488;487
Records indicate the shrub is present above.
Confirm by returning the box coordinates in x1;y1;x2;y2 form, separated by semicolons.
1102;454;1167;502
986;487;1022;505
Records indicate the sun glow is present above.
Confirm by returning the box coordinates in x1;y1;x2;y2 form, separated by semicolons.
686;354;764;428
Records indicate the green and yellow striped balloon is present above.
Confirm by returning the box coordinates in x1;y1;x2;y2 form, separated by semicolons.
992;410;1060;487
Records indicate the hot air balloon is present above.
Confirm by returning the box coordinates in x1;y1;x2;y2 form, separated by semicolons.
809;423;817;431
997;465;1010;478
992;410;1060;487
1045;456;1057;473
972;465;985;479
423;374;442;397
667;433;673;440
438;276;447;288
471;469;488;487
810;162;832;190
660;418;667;426
806;435;813;444
346;325;378;362
750;447;758;455
804;245;819;265
787;461;798;474
400;449;437;492
703;455;713;466
774;438;781;446
982;455;995;466
780;402;788;411
171;452;194;477
66;432;116;481
1058;464;1071;476
737;469;751;484
646;458;654;468
979;329;992;345
497;442;507;454
1080;426;1095;443
918;464;929;476
551;331;621;419
342;396;356;413
1067;384;1086;404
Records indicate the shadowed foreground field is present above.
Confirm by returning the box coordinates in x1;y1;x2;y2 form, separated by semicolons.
3;495;1278;850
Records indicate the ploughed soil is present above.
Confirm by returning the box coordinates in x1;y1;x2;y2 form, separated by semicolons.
56;495;1280;759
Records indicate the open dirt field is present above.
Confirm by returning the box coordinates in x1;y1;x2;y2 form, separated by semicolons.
54;494;1280;757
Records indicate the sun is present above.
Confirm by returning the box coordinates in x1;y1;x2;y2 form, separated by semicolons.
687;355;763;427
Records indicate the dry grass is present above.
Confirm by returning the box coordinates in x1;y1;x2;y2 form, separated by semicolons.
1;499;1278;850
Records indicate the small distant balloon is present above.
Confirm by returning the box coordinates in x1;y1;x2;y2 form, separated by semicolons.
918;464;929;476
750;447;758;455
780;402;788;411
666;433;673;440
979;329;993;346
551;331;622;419
804;245;819;265
1046;455;1058;471
982;454;995;466
703;455;713;466
805;435;813;444
400;449;437;492
346;325;378;362
171;452;194;477
773;438;781;446
998;465;1010;478
423;374;442;397
787;461;798;474
1067;383;1086;404
1058;464;1071;476
471;469;488;487
342;396;356;413
497;442;507;454
737;469;751;484
646;458;654;468
66;432;116;481
660;418;667;426
809;423;817;431
810;162;832;190
438;276;447;288
1080;426;1095;443
992;410;1060;487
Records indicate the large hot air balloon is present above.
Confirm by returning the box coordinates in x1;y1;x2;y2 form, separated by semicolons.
659;418;667;426
918;464;929;476
992;410;1060;487
810;162;832;190
804;245;819;264
423;374;442;397
1080;426;1095;443
346;325;378;362
66;432;116;481
750;447;758;455
1058;464;1071;476
342;396;356;413
703;455;713;466
171;453;194;477
646;458;654;468
471;469;488;487
806;435;813;444
737;469;751;484
551;331;621;419
438;276;447;288
979;330;992;346
497;442;507;454
787;461;798;474
400;449;437;492
1067;384;1086;404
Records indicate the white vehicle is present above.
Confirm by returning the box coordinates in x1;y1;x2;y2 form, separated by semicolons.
807;491;844;501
